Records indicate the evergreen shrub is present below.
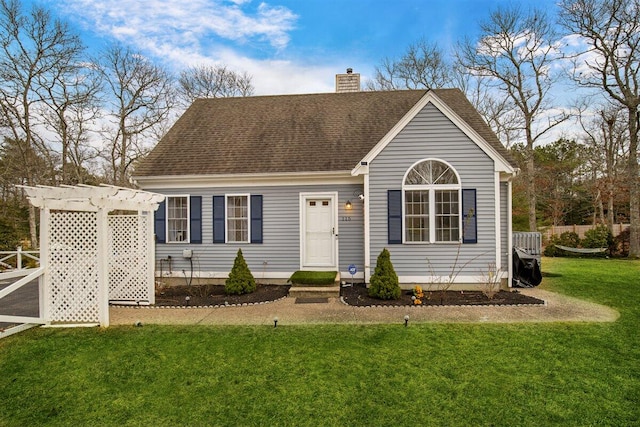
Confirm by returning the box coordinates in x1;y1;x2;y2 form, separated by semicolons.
582;224;613;249
225;249;257;295
544;231;580;257
368;248;401;300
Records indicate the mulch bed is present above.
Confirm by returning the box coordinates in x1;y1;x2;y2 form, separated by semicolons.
154;284;290;307
340;283;545;307
153;283;544;307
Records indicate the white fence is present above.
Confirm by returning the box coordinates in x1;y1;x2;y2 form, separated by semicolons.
0;247;40;270
0;267;46;338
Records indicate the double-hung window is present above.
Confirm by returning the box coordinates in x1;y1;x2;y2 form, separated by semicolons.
167;196;189;242
213;194;262;244
226;195;249;243
403;159;461;243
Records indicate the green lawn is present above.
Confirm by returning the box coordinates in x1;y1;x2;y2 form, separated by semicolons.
1;258;639;426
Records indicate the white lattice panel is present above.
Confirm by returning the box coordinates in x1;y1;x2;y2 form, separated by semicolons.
108;215;152;303
47;211;100;323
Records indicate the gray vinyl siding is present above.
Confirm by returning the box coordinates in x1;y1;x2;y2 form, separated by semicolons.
151;184;363;277
369;103;498;278
500;182;509;270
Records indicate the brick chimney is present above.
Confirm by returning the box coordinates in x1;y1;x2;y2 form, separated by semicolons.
335;68;360;93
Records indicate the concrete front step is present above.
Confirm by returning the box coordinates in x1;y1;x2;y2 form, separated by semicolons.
288;286;340;299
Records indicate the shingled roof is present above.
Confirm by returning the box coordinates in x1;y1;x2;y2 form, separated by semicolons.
134;88;516;177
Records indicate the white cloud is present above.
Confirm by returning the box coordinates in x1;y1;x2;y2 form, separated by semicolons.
46;0;330;94
51;0;297;50
161;45;339;95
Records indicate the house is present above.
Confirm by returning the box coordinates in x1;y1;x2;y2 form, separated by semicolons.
132;70;519;288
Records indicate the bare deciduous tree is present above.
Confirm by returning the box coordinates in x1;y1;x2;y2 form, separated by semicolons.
366;38;458;90
578;106;627;230
559;0;640;257
99;45;176;186
461;73;523;148
0;0;84;246
458;5;568;232
41;59;102;185
177;64;254;105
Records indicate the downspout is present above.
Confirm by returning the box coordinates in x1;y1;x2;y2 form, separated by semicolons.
495;172;502;273
507;179;514;288
364;173;371;283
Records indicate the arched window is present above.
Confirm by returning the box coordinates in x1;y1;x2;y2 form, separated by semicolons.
403;159;461;243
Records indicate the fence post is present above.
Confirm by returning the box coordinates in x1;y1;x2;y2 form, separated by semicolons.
16;246;22;270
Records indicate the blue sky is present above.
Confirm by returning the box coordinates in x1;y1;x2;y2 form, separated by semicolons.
31;0;561;95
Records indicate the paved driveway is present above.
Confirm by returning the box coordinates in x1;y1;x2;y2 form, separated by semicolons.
0;279;40;330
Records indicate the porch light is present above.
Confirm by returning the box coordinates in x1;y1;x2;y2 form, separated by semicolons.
345;200;352;210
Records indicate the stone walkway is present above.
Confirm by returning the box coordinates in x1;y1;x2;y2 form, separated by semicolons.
109;288;619;326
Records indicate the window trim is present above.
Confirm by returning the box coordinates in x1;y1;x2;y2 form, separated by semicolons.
402;159;462;244
166;195;190;244
225;193;250;243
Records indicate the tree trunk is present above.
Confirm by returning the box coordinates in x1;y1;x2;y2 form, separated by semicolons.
526;138;537;232
628;109;639;258
29;204;38;249
607;193;614;232
596;190;604;225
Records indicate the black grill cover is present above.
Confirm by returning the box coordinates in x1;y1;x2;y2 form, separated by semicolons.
512;248;542;288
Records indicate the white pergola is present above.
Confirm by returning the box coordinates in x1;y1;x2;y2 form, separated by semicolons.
21;184;164;327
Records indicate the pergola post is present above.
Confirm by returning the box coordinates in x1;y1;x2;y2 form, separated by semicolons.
39;207;50;325
97;208;110;327
145;211;156;305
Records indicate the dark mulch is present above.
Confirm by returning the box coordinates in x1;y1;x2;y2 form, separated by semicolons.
153;283;545;307
154;284;290;307
340;283;545;307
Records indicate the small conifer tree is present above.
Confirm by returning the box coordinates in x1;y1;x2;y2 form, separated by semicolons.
368;248;401;300
225;249;257;295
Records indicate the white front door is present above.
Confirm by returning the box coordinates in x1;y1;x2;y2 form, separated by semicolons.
301;194;337;269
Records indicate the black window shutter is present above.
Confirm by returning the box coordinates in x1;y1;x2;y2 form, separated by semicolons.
388;190;402;244
462;189;477;244
154;200;166;243
250;195;263;244
190;196;202;244
213;196;225;243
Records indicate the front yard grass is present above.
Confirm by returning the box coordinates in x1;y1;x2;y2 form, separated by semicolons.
0;257;638;426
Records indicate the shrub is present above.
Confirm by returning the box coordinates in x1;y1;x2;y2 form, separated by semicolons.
225;249;256;295
368;248;401;300
559;231;580;248
582;224;613;250
613;228;630;257
543;235;561;257
544;231;580;257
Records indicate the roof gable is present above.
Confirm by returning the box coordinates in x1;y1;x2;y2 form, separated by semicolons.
353;90;516;175
134;89;516;179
